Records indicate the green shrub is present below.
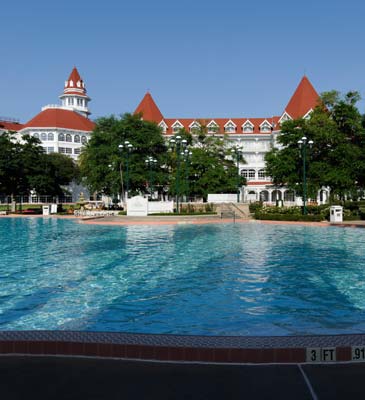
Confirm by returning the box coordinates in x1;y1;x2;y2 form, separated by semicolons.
249;202;263;213
254;213;322;222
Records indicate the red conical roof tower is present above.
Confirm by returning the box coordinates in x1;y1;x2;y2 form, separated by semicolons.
134;92;164;123
283;76;320;119
60;67;91;117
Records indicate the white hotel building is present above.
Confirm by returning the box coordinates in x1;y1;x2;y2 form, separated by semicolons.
1;69;327;204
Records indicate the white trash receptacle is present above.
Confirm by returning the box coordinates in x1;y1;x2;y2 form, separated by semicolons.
50;204;58;214
330;206;343;223
42;205;50;216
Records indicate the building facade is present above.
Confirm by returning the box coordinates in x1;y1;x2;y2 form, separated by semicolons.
1;67;94;160
1;70;329;204
134;76;328;204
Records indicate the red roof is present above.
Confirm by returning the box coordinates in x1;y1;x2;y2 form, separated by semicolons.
134;92;164;123
284;76;320;119
162;117;280;135
24;108;95;131
0;121;24;131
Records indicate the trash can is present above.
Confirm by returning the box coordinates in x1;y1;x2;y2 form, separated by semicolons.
330;206;343;223
50;204;58;214
42;205;50;216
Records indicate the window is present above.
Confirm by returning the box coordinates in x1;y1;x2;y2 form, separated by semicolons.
207;122;219;134
47;147;54;154
258;169;266;179
66;134;72;142
243;123;253;133
260;122;271;133
41;132;47;141
33;133;39;139
48;132;54;141
190;122;200;134
248;169;256;179
241;169;248;178
225;122;236;133
172;122;183;134
74;135;80;143
81;135;87;144
74;148;81;155
59;147;72;154
58;133;65;141
69;80;74;87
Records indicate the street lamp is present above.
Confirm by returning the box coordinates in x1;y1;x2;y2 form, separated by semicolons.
297;136;313;215
182;148;193;202
230;145;243;203
145;156;158;199
169;136;187;213
118;140;134;201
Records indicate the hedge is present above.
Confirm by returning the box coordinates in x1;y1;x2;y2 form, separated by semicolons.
254;213;323;222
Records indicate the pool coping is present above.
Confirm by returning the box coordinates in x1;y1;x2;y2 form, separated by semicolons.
0;331;364;364
2;213;365;229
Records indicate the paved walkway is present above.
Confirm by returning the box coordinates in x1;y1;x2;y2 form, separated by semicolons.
1;356;365;399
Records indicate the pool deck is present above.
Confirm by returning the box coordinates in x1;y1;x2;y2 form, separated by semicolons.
2;212;365;229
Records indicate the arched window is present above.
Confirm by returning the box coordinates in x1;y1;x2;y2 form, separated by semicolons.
260;122;271;133
48;132;54;141
258;169;266;179
243;123;254;133
74;135;80;143
81;135;87;144
33;133;39;139
66;134;72;142
248;169;256;179
260;190;269;202
41;132;47;141
224;122;236;133
241;169;248;178
58;133;65;141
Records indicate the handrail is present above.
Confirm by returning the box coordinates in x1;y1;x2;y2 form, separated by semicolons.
220;210;236;223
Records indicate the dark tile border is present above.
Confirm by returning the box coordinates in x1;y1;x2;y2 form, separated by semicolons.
0;331;364;364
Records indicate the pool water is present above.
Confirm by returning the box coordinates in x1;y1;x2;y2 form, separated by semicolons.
0;218;365;336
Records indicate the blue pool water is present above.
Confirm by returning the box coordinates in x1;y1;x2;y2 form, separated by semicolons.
0;218;365;336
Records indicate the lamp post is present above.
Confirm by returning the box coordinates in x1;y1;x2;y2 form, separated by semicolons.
297;136;313;215
118;141;134;202
182;148;193;202
145;156;158;199
230;145;243;203
169;136;187;213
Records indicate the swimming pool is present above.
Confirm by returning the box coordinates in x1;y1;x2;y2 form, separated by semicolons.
0;217;364;336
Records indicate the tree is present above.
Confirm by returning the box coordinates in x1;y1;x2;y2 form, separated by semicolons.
79;113;168;200
265;91;365;201
0;132;79;202
168;125;246;201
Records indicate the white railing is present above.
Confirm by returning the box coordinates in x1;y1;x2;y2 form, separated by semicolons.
74;210;120;217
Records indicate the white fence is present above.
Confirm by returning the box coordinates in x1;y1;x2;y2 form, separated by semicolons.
207;194;237;203
148;201;174;214
74;210;120;217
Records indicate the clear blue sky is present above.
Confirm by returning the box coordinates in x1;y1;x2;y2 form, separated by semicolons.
1;0;364;122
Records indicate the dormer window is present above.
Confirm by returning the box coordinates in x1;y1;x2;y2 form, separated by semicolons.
158;121;168;134
172;121;183;134
242;121;254;133
207;121;219;134
260;121;272;133
69;80;74;87
224;121;236;133
189;121;200;134
77;81;81;87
